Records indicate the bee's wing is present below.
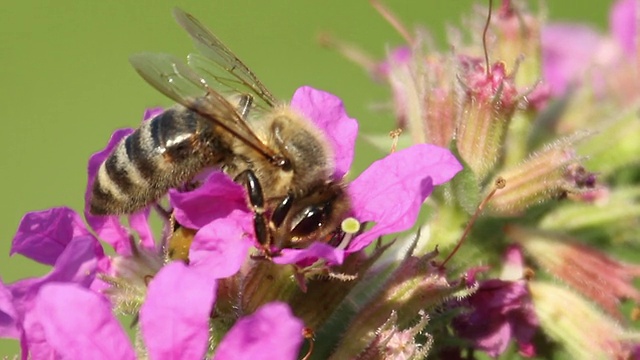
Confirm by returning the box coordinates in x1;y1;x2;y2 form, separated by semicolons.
129;52;279;161
173;7;278;109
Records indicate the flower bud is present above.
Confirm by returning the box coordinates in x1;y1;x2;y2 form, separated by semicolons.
330;251;464;359
529;281;640;359
487;135;585;215
346;310;431;360
492;1;545;94
456;59;519;179
577;106;640;175
507;225;640;320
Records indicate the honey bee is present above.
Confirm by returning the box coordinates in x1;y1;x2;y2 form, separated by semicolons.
89;8;350;256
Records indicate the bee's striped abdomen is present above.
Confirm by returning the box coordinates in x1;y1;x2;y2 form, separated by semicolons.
89;108;221;215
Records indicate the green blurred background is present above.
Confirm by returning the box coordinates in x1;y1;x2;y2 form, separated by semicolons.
0;0;611;356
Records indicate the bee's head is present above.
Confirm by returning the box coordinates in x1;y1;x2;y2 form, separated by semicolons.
268;107;335;188
272;181;350;250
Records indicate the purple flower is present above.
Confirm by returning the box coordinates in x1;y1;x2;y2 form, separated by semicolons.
453;246;538;358
25;278;302;360
4;108;174;355
5;207;103;355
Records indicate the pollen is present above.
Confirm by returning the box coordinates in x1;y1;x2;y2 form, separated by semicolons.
341;217;361;234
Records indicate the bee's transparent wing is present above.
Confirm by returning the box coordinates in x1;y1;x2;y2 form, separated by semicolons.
129;52;278;161
173;7;278;109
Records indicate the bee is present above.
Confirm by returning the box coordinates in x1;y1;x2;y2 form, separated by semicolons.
89;8;350;256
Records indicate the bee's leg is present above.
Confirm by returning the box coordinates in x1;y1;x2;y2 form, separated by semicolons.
272;193;294;228
235;169;271;252
237;94;254;120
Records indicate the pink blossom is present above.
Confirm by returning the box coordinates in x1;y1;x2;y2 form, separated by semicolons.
25;280;302;360
541;0;638;95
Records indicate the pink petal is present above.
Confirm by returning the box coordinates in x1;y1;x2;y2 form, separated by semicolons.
84;128;135;255
32;283;135;360
44;234;101;287
475;320;512;357
610;0;638;56
290;86;358;179
128;208;156;250
90;256;114;294
213;302;304;360
347;144;462;252
140;262;215;360
21;312;57;360
377;46;412;76
9;233;101;324
512;310;538;357
170;171;249;229
143;107;164;121
273;242;345;265
0;279;18;338
11;207;90;266
500;245;525;280
189;213;254;279
541;24;603;95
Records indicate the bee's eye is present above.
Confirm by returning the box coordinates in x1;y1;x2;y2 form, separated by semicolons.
290;204;331;237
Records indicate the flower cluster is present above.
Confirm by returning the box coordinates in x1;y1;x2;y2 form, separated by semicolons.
3;0;640;359
326;0;640;358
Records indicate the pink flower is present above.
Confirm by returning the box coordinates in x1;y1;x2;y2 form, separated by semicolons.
25;275;302;360
541;0;638;95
